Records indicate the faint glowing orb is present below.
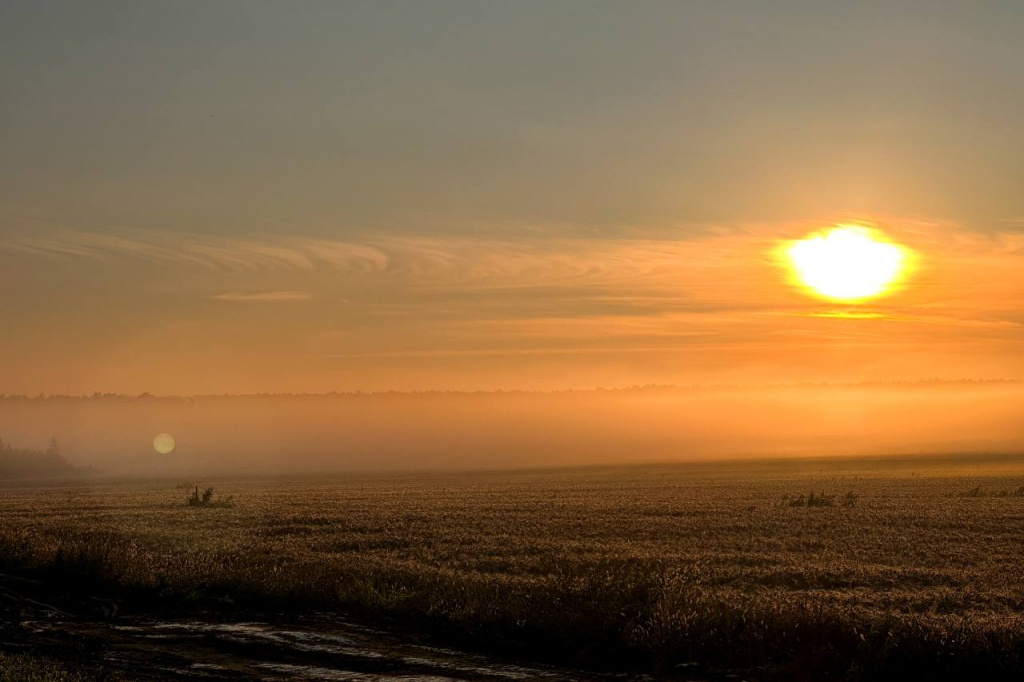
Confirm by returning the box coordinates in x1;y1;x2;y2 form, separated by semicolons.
784;226;909;302
153;433;176;455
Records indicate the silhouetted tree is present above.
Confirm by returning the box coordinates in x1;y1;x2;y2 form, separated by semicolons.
0;436;82;479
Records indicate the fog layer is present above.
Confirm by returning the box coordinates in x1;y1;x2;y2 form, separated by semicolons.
1;383;1021;476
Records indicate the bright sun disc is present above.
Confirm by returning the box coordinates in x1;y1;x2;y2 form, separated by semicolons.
785;226;908;302
153;433;176;455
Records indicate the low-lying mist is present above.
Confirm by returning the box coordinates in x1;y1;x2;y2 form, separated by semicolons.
2;382;1023;477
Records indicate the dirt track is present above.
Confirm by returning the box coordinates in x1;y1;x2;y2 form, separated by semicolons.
0;572;651;681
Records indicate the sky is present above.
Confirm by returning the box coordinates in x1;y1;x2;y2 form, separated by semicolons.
2;1;1024;395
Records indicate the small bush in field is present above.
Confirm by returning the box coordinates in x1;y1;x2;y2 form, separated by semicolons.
788;491;837;507
958;485;1024;498
185;486;233;508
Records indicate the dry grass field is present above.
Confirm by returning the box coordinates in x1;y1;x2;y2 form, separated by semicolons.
4;457;1024;680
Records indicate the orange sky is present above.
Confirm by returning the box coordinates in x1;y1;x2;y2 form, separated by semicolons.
2;3;1023;396
2;217;1024;395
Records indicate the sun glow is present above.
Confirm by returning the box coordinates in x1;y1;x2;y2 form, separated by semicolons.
153;433;176;455
784;226;909;302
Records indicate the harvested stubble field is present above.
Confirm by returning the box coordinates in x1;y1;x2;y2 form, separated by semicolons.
3;457;1024;680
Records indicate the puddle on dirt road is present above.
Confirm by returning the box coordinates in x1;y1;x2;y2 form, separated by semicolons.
101;616;580;680
2;573;647;681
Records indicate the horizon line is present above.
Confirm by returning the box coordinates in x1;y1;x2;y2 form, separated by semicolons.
3;377;1023;401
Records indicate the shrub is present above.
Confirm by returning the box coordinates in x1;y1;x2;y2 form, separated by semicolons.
789;491;837;507
185;486;233;508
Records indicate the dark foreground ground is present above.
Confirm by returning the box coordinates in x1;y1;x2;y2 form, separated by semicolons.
0;571;638;681
4;456;1024;680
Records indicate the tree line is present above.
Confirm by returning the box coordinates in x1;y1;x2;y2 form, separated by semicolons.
0;437;86;479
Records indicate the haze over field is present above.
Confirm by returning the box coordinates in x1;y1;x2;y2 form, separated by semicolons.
1;383;1022;476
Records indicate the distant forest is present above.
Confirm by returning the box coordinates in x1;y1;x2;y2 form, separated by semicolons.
0;438;87;479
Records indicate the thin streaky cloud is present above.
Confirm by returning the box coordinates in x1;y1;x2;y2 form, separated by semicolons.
3;224;1024;308
0;226;771;287
211;291;311;302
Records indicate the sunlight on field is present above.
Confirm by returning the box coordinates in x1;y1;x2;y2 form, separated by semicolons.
3;460;1024;678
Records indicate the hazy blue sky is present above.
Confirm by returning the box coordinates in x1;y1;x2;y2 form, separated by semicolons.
4;1;1022;235
2;2;1023;394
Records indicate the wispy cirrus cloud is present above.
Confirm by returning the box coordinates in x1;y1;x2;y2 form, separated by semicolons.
0;229;386;274
211;291;311;303
0;226;768;290
4;222;1024;319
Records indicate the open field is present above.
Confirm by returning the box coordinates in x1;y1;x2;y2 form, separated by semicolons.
4;457;1024;680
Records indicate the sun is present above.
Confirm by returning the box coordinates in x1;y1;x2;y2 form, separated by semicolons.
153;433;176;455
783;226;909;302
